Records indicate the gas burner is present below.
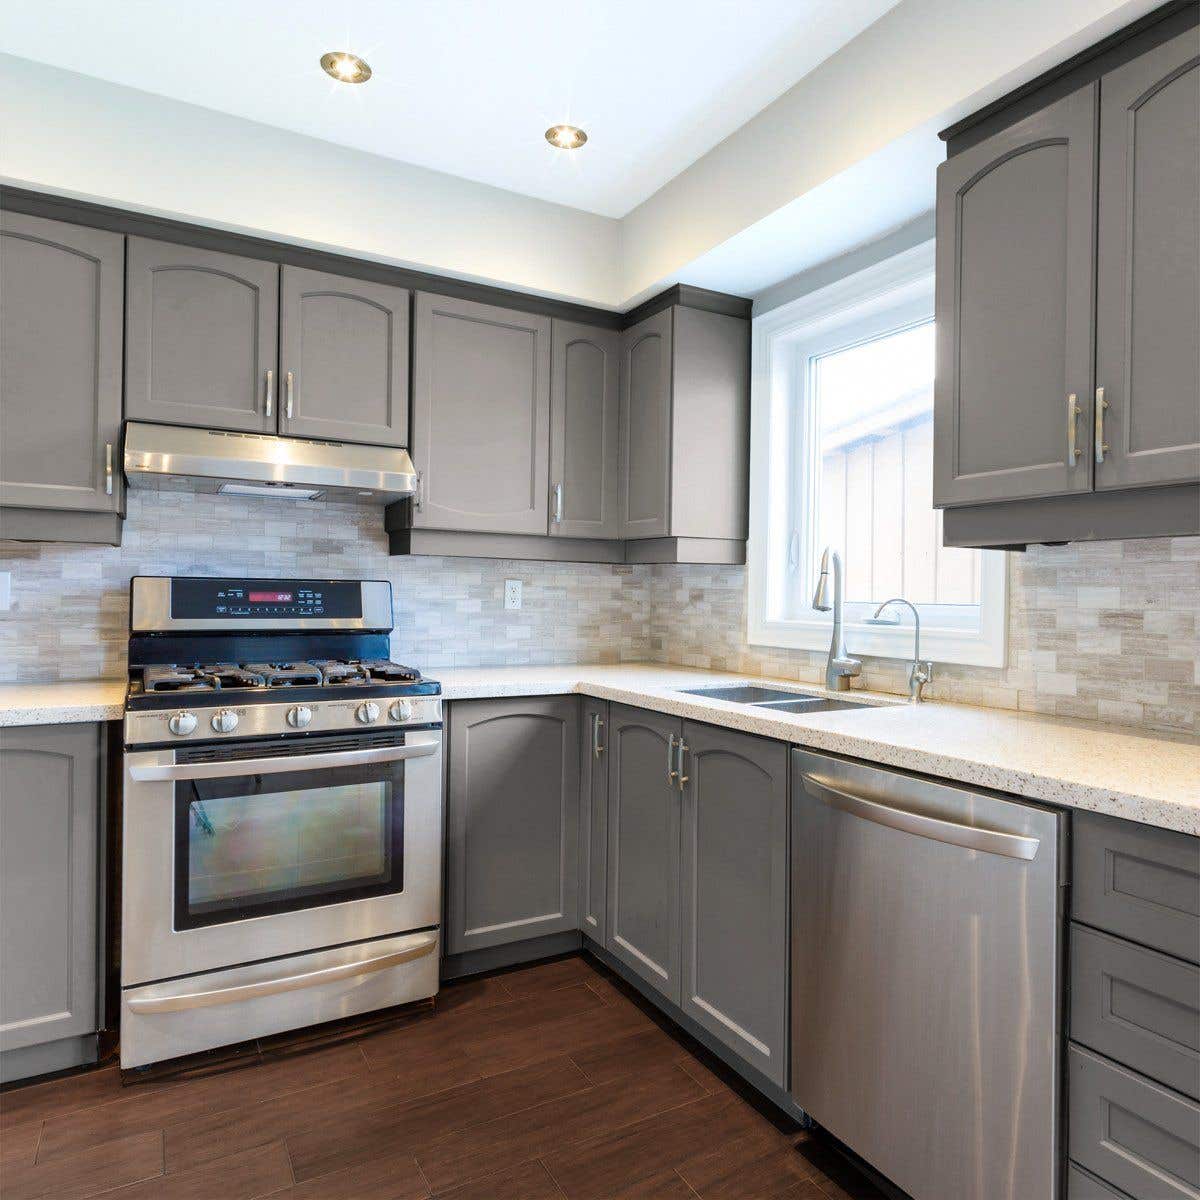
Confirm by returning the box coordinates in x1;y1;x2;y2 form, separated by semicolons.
143;665;211;693
359;660;421;682
202;664;268;689
242;662;325;688
308;659;371;686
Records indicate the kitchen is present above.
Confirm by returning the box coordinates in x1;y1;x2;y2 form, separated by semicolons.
0;2;1197;1199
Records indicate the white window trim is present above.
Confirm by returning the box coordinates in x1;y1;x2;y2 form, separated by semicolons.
746;240;1008;669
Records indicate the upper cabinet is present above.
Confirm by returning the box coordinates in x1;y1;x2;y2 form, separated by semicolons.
278;266;410;447
411;292;551;535
619;309;673;538
550;320;621;539
1095;28;1200;491
0;213;124;518
125;239;278;434
935;11;1200;546
934;87;1098;507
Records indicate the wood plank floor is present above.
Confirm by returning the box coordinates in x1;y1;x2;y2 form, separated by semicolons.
0;954;888;1200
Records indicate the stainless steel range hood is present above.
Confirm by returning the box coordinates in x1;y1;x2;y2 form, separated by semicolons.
123;422;417;504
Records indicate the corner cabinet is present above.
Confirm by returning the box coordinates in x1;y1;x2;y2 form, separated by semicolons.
0;724;103;1083
935;11;1199;546
444;697;579;955
411;293;551;535
0;212;124;543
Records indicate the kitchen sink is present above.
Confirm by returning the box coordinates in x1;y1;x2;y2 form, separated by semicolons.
678;685;873;714
753;697;867;714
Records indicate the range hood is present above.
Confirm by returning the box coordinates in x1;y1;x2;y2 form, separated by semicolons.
123;422;417;504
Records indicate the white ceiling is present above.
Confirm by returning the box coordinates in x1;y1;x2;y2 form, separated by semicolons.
0;0;899;218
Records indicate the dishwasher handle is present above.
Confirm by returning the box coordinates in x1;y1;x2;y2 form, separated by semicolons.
800;772;1041;861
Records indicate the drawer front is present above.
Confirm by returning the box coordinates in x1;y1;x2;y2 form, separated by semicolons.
1072;924;1200;1100
1073;812;1200;964
1069;1044;1200;1200
1067;1163;1133;1199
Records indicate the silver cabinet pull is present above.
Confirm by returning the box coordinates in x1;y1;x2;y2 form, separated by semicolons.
1094;386;1109;464
264;368;274;417
104;443;113;495
413;471;423;510
666;732;678;782
592;713;605;758
552;482;564;523
801;773;1040;861
1066;393;1082;464
675;738;688;790
285;370;295;419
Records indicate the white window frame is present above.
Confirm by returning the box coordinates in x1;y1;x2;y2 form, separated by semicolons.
746;240;1008;668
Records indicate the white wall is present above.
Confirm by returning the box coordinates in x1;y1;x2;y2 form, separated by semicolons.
0;54;623;308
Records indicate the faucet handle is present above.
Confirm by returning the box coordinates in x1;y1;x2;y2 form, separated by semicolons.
908;661;934;702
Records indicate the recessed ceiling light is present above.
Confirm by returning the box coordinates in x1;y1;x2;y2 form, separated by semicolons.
545;124;588;151
320;51;372;84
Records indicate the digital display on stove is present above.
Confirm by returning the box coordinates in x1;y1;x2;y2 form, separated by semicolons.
171;579;363;620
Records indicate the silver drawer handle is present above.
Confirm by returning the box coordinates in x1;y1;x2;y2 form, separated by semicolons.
592;713;605;757
666;732;678;782
104;443;113;495
265;368;274;417
676;738;688;790
129;736;438;782
126;932;438;1014
1066;393;1082;464
1094;386;1109;464
801;773;1040;861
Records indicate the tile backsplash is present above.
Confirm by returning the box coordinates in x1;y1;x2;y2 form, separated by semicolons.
1;493;1197;736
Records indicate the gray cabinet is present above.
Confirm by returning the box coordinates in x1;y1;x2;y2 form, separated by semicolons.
679;722;788;1086
411;293;551;534
1095;27;1200;491
605;704;681;1002
126;237;278;434
934;85;1098;507
550;320;620;539
619;309;673;539
0;212;123;515
579;698;609;942
0;724;102;1083
445;697;579;955
279;266;410;447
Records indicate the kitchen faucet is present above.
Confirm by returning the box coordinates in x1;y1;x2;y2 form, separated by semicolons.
866;597;933;702
811;547;861;691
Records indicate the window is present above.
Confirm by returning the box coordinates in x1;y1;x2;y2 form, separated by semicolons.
747;241;1006;667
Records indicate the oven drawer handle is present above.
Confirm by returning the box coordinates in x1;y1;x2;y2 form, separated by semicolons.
125;931;439;1014
128;737;438;782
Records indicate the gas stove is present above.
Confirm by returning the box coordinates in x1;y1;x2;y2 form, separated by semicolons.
124;576;441;747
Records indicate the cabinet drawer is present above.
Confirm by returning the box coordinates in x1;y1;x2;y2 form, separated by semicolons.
1073;812;1200;964
1072;924;1200;1100
1069;1044;1200;1200
1067;1163;1133;1199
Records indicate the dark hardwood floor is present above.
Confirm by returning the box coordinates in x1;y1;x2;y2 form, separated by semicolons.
0;954;887;1200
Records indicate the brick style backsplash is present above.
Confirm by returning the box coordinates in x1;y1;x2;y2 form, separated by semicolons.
1;492;1197;737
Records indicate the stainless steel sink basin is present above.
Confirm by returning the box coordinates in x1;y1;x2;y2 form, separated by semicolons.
753;697;866;714
677;685;873;714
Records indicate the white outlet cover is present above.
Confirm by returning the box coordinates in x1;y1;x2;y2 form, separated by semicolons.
504;579;523;611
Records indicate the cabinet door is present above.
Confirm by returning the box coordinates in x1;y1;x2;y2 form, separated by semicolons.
680;723;788;1085
0;725;99;1053
279;266;410;447
549;320;620;538
619;308;673;538
1095;28;1200;490
579;698;609;942
0;213;123;513
445;698;579;955
125;238;278;433
606;704;681;1003
411;293;550;533
934;86;1097;506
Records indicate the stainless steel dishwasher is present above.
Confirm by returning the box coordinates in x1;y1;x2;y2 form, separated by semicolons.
791;749;1066;1200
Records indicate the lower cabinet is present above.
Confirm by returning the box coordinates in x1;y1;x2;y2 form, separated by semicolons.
0;723;103;1083
444;697;579;955
604;704;789;1086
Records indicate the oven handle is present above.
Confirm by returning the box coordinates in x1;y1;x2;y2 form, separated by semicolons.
128;735;439;782
125;931;439;1014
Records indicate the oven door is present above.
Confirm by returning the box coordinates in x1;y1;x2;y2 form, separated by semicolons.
122;730;442;987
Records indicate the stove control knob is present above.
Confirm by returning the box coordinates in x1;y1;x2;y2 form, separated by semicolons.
389;699;414;723
167;711;198;736
356;700;381;725
211;708;239;734
286;705;314;729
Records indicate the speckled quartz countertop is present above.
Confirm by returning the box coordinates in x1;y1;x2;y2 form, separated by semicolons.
2;665;1196;834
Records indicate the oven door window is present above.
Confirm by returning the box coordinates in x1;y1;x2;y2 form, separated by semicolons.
174;760;404;930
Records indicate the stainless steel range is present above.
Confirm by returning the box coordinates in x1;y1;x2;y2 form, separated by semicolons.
120;576;442;1070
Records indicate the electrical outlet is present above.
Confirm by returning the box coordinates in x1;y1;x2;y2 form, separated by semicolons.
504;579;522;611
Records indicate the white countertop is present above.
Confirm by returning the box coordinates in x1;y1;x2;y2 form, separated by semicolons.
3;665;1196;834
